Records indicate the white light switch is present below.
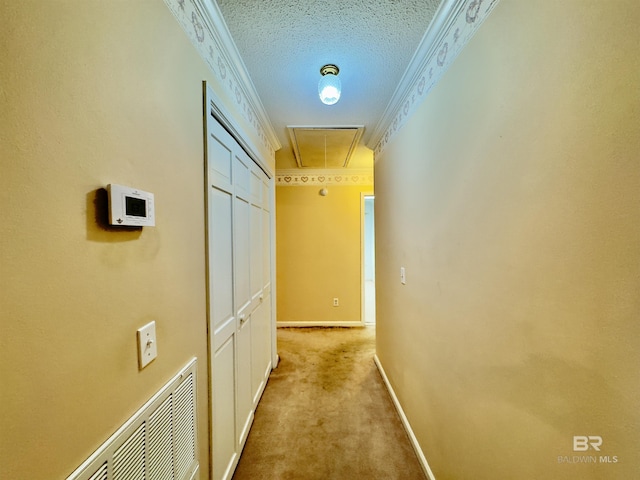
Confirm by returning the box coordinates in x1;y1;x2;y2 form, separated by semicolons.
400;267;406;285
137;321;157;369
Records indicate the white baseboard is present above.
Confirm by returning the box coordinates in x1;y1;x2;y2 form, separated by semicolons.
277;321;365;328
374;355;436;480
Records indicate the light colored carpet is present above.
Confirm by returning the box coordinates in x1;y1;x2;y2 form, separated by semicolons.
232;327;426;480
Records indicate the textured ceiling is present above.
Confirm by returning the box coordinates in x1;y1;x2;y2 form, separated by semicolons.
215;0;442;169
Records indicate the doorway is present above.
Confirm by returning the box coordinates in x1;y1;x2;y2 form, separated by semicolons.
362;195;376;325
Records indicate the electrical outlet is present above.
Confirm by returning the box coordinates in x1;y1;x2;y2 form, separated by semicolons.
333;297;339;307
137;321;157;369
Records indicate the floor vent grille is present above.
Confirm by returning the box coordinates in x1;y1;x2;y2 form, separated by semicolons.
67;358;198;480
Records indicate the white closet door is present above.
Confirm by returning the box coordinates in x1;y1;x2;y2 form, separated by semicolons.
206;125;238;480
205;83;274;480
233;151;253;448
250;170;272;405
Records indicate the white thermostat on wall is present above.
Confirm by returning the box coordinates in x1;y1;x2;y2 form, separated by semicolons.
107;184;155;227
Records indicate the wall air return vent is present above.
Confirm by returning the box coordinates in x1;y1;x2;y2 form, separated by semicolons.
87;464;108;480
67;358;198;480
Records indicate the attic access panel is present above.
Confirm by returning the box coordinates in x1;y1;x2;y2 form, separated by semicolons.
287;126;364;169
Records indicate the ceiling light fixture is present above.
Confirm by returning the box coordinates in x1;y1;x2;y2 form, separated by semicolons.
318;64;341;106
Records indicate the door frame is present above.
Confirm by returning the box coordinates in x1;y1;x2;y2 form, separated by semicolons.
361;192;375;325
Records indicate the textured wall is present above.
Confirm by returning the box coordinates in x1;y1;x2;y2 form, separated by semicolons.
375;1;640;479
0;2;253;478
276;184;372;324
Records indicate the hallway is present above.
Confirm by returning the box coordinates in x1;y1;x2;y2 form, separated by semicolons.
232;327;425;479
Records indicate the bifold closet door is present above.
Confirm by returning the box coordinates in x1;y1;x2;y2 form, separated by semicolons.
232;150;254;450
250;171;272;405
206;122;238;480
205;104;274;480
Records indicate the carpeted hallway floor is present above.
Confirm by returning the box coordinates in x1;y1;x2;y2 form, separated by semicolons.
232;327;426;480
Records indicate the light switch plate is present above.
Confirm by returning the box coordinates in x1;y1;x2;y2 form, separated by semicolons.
400;267;406;285
137;321;157;369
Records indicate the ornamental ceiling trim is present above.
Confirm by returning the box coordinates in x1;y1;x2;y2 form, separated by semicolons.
163;0;280;162
369;0;500;157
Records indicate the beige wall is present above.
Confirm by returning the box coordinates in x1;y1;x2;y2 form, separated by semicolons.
375;1;639;479
276;184;372;323
0;2;263;479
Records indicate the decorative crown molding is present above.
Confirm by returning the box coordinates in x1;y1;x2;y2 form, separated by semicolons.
163;0;281;162
368;0;500;157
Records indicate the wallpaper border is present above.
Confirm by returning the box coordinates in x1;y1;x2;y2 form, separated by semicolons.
276;169;374;187
163;0;280;161
369;0;500;157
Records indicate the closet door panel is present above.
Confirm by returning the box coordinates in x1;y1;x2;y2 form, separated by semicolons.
262;207;271;290
207;155;238;480
250;289;271;405
234;195;251;315
233;153;250;201
250;202;263;303
236;312;253;448
207;130;233;192
205;84;274;480
234;194;252;416
212;337;237;480
208;187;234;336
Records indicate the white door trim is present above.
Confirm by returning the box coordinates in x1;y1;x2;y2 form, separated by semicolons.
361;193;375;325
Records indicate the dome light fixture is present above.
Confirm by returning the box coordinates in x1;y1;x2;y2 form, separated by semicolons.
318;64;341;105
